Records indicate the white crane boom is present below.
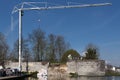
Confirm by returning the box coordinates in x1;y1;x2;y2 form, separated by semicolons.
11;2;111;72
12;2;111;14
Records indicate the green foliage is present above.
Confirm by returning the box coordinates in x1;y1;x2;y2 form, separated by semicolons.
85;44;99;60
69;72;78;77
61;49;80;63
105;70;120;76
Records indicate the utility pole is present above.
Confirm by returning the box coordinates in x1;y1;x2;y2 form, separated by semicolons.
12;2;111;71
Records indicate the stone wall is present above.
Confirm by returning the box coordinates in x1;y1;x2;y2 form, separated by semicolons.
5;62;49;72
5;60;105;76
67;60;105;76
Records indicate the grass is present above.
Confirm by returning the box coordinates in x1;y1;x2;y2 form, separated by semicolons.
105;70;120;76
69;72;78;77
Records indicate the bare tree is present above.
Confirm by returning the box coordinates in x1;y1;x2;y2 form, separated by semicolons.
10;38;30;62
46;34;70;62
29;28;46;61
0;32;9;68
47;34;56;62
10;39;19;61
55;35;68;61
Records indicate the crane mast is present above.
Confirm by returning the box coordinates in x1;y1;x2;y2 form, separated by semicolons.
12;2;111;71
